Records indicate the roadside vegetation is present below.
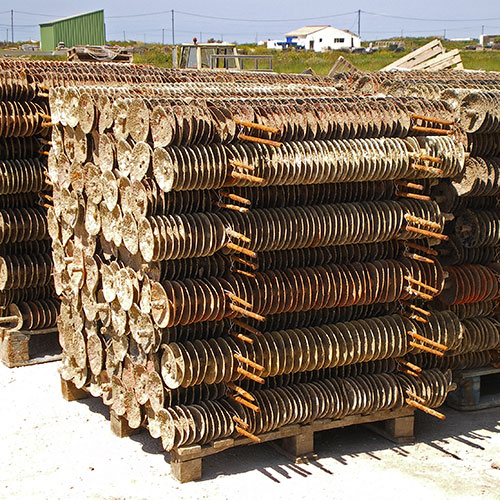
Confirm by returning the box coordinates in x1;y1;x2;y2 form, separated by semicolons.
2;36;500;73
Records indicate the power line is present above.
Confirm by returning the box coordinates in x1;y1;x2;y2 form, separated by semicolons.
107;10;172;19
361;10;500;23
108;8;357;21
175;10;357;22
13;10;57;17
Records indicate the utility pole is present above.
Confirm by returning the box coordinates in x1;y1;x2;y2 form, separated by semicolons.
162;28;165;45
11;9;13;43
357;9;361;38
481;24;485;35
443;29;446;40
5;29;8;43
171;10;175;45
123;31;126;42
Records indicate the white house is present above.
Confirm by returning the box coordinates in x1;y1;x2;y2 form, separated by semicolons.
284;25;360;52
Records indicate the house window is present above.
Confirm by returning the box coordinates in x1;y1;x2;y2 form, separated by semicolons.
319;38;322;42
334;38;345;43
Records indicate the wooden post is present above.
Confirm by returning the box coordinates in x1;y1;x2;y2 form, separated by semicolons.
170;449;203;483
60;377;89;402
367;413;415;444
110;409;142;438
279;430;314;457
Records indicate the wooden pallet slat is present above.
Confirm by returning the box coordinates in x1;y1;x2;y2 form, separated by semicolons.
59;376;415;484
0;327;61;368
170;407;415;483
447;366;500;411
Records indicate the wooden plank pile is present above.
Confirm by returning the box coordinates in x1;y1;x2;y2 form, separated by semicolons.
381;39;463;72
0;69;60;367
67;46;134;63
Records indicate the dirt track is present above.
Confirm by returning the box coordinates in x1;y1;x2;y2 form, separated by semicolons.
1;361;499;500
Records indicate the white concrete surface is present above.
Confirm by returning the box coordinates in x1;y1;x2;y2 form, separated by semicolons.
1;361;499;500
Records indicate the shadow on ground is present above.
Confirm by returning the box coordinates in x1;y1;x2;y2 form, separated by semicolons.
69;391;500;483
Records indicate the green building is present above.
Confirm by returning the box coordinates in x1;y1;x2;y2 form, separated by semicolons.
40;10;105;51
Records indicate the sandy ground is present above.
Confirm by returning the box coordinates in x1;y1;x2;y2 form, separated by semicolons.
1;361;499;500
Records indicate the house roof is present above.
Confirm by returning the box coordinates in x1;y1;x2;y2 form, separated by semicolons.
285;25;361;39
40;10;103;26
285;26;330;37
343;29;360;38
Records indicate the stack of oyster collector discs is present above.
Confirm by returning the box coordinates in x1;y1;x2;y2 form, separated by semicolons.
0;59;467;474
0;68;59;367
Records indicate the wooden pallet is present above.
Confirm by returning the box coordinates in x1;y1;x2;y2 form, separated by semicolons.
61;376;415;483
447;366;500;411
0;327;61;368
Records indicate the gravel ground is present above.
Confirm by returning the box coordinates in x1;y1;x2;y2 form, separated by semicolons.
1;361;499;500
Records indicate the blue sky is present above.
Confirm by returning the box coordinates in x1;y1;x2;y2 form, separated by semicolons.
1;1;500;44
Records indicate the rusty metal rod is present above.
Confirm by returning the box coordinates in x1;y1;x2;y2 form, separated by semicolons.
408;331;449;351
419;154;443;164
233;415;250;429
406;398;446;420
405;214;441;231
230;255;259;270
407;287;434;301
405;276;439;294
396;358;423;373
410;314;429;324
406;252;435;264
405;303;432;317
230;303;265;322
229;394;260;413
226;291;253;309
230;171;265;184
406;225;449;241
409;340;445;357
405;390;426;404
398;367;421;378
411;163;444;175
229;159;255;171
219;191;252;206
216;202;249;213
395;180;424;191
404;241;438;256
238;133;282;148
411;126;452;135
234;269;256;278
226;242;257;258
234;118;280;134
236;366;265;384
234;353;265;372
228;383;255;402
232;319;261;335
229;331;254;344
235;426;262;442
398;192;431;201
226;228;251;243
411;113;455;126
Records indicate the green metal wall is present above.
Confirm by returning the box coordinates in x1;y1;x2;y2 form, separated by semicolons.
40;10;105;51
